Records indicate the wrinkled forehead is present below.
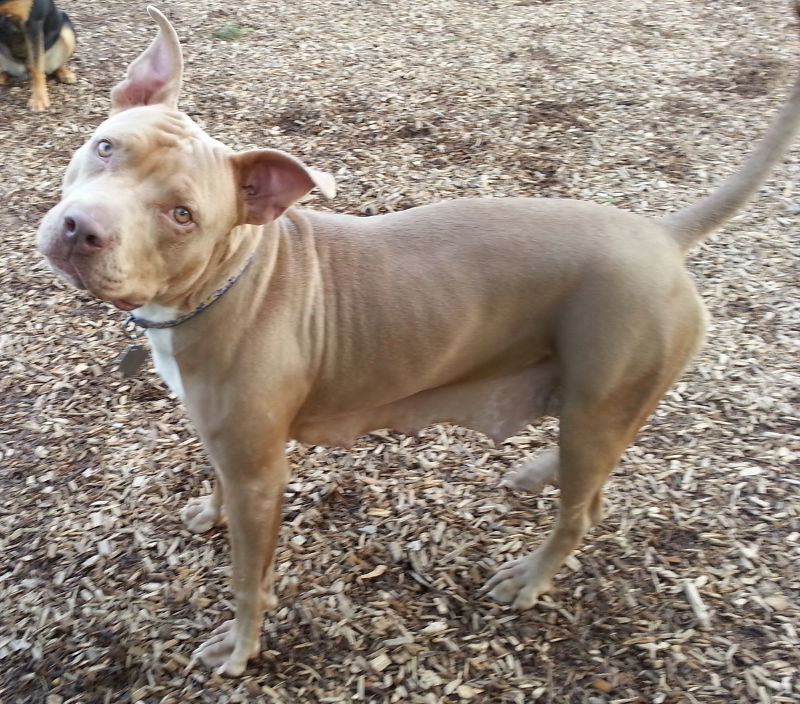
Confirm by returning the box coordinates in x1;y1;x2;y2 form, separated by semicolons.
94;106;232;168
85;106;233;199
99;106;191;143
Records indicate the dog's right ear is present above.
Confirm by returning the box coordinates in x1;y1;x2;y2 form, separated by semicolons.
110;6;183;113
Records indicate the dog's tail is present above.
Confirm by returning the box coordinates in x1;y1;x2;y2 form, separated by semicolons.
661;6;800;252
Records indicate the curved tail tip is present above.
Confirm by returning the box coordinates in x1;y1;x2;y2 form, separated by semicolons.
147;6;166;23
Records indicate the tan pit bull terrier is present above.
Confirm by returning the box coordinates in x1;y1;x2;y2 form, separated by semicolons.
36;6;800;676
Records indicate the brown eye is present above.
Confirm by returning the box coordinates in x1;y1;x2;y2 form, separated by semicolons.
97;140;113;158
172;206;193;224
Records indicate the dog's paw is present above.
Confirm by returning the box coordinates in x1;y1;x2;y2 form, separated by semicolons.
181;495;222;533
55;67;77;84
193;619;259;677
502;448;559;493
29;92;50;111
480;553;553;609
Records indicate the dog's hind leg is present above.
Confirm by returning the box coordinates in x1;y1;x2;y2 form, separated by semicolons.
54;65;75;83
485;386;665;607
484;279;706;608
47;24;76;84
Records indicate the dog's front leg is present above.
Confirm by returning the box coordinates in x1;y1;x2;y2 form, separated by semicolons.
23;20;49;111
191;438;289;676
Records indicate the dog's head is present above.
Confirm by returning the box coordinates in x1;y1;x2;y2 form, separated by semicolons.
37;6;335;311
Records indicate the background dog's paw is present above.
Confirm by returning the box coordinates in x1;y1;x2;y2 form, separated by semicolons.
55;67;77;84
181;494;222;533
502;448;559;493
28;93;50;111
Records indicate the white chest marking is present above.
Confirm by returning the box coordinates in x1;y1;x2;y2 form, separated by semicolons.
134;304;185;401
147;328;185;401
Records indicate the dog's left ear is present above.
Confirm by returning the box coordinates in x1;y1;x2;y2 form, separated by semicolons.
231;149;337;226
110;6;183;113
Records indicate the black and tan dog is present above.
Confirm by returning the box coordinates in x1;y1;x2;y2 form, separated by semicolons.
0;0;76;111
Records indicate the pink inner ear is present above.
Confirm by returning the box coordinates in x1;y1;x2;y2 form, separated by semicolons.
240;156;314;225
115;81;163;108
110;20;182;110
114;47;170;107
122;44;172;105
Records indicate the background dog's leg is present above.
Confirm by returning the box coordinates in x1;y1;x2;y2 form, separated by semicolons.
191;441;290;676
47;25;77;84
24;20;49;111
485;282;707;608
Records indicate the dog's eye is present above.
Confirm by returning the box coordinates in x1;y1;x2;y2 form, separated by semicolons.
97;140;113;158
172;206;193;224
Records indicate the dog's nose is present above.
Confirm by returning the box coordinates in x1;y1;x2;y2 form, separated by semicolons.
62;212;110;254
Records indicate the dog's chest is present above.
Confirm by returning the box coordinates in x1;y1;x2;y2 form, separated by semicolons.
0;16;26;59
147;329;185;400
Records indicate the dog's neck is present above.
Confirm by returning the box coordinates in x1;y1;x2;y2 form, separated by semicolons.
129;249;256;330
133;222;264;327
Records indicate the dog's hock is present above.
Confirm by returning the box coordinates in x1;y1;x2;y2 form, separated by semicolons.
231;148;337;226
109;6;183;112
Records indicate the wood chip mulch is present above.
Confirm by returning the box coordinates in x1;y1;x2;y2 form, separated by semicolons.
1;1;798;702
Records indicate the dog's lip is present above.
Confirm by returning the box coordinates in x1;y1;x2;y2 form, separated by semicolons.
44;255;145;310
45;254;77;273
111;299;142;312
45;256;87;290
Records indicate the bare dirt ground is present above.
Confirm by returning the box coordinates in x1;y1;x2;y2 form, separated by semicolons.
1;0;798;702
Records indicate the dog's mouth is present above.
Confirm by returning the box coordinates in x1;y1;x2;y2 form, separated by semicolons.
45;255;146;311
45;256;87;290
111;299;140;311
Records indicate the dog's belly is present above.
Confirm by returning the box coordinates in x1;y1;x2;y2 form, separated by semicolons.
290;359;560;447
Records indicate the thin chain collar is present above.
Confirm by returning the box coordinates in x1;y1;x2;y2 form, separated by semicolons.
125;252;255;330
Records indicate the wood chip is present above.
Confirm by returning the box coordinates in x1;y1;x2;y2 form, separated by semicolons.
684;580;713;630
